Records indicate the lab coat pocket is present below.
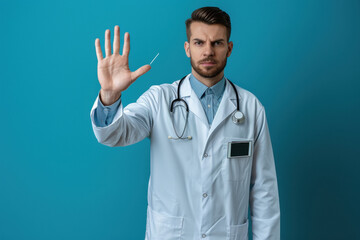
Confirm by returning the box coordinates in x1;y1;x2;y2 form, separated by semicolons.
228;220;249;240
146;206;183;240
222;138;253;182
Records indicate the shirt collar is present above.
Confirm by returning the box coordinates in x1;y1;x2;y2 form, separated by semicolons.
189;74;226;100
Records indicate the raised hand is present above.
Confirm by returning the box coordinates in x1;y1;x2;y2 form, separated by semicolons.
95;25;151;105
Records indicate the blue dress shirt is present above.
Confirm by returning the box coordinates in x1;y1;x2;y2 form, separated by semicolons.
94;74;226;127
189;74;226;125
93;94;121;127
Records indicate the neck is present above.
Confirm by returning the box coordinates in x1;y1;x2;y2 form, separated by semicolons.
191;70;224;88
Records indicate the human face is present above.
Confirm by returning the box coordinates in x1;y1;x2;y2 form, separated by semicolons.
184;21;233;86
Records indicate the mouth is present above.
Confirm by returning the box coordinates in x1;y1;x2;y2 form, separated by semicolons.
200;60;217;66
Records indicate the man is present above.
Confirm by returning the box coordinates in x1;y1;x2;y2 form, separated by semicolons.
91;7;280;240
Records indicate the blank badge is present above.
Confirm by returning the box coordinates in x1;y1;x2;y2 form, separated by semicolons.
227;141;252;158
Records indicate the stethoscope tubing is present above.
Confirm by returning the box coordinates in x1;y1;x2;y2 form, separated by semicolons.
170;75;240;113
169;75;242;140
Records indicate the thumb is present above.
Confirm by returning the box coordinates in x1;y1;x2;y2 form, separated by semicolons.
131;65;151;82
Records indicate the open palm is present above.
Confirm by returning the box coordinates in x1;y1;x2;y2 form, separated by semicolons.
95;26;151;105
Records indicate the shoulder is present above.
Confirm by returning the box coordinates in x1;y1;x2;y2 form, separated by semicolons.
143;79;180;98
136;79;180;106
158;80;179;93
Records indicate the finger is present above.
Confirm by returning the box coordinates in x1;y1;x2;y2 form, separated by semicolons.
113;25;120;54
105;29;111;57
122;32;130;56
95;38;103;61
131;65;151;82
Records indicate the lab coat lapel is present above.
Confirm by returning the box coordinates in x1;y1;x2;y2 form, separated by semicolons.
208;79;237;138
180;76;209;128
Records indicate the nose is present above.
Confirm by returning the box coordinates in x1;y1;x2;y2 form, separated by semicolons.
203;42;214;57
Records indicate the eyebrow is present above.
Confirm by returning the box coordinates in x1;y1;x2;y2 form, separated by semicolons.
192;38;226;43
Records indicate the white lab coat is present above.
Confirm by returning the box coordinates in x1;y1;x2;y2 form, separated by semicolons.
90;74;280;240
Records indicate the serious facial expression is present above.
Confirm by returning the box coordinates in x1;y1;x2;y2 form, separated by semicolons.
185;22;233;79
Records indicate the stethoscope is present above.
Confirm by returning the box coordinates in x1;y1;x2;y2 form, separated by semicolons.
168;75;245;140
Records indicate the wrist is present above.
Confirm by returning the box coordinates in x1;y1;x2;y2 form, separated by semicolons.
99;89;121;106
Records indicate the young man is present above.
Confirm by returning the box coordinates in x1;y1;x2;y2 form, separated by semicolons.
91;7;280;240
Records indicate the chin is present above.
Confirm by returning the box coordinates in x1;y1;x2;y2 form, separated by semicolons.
197;67;224;79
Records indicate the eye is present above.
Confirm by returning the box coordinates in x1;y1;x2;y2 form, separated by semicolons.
214;41;223;46
194;41;203;46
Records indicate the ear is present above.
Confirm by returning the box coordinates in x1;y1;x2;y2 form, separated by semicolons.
184;41;191;58
227;41;233;57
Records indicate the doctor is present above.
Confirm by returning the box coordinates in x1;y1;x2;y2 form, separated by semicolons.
91;7;280;240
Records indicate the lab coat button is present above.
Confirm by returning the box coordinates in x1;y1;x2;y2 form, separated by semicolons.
203;153;208;158
203;193;208;198
202;234;207;238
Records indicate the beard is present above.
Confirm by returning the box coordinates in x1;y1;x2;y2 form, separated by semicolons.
190;55;227;79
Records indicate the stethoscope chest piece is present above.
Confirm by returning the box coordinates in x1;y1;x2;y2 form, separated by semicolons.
232;110;245;124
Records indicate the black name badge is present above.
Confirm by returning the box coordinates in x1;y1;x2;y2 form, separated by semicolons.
227;141;252;158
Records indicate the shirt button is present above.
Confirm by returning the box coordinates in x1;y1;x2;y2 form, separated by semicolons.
203;153;208;158
207;104;211;108
202;234;207;238
203;193;208;198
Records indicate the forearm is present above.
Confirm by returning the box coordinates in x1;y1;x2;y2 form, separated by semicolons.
90;98;148;147
90;86;159;147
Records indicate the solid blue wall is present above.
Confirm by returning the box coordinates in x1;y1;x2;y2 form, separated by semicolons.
1;0;359;239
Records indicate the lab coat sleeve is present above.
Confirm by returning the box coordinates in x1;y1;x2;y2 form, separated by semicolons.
90;86;161;147
93;95;121;127
250;107;280;240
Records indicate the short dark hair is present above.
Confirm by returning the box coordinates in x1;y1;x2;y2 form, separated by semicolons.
185;7;231;42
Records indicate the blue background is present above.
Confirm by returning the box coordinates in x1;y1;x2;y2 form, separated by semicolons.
1;0;359;239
